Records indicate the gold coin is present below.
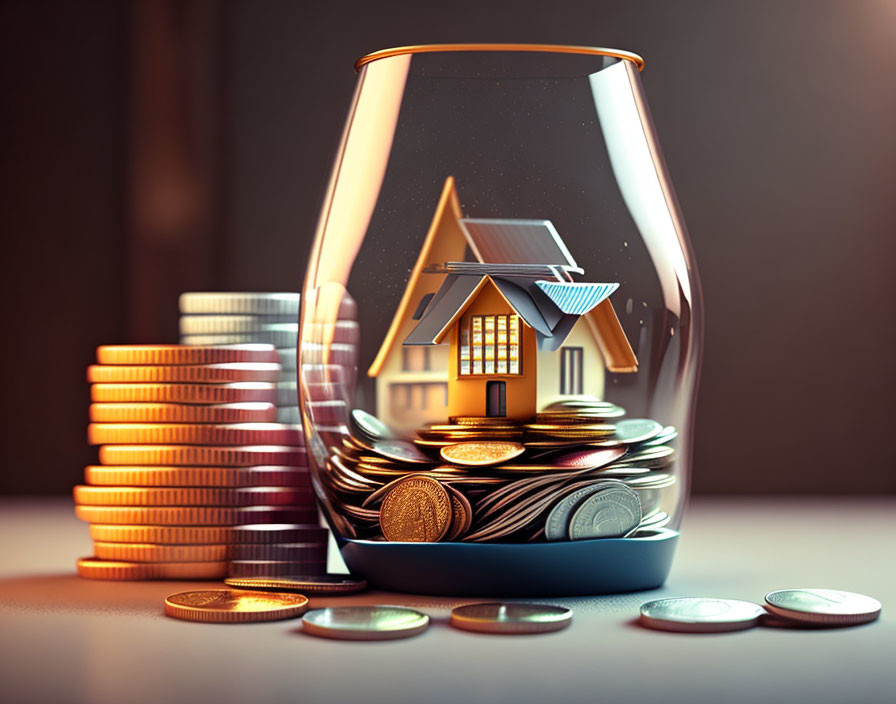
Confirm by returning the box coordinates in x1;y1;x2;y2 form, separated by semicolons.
379;475;451;542
412;438;455;448
87;363;282;384
89;523;326;544
90;382;277;404
95;344;279;366
75;505;317;526
87;422;303;446
89;402;277;424
93;542;228;562
83;465;309;488
76;557;227;580
98;444;307;467
439;441;525;467
73;485;311;507
164;589;309;623
450;416;522;427
524;423;616;438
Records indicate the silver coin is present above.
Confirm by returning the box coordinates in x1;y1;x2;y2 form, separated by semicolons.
544;481;620;541
639;510;670;528
764;589;881;626
370;439;432;464
276;347;297;370
568;484;642;539
276;405;300;423
640;597;766;633
450;603;572;634
302;606;430;640
613;419;663;445
614;445;675;469
637;425;678;448
351;409;394;441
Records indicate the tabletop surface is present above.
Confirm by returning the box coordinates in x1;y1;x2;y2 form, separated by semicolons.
1;495;893;704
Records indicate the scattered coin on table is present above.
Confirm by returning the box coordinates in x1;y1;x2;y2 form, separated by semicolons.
450;603;572;634
302;606;430;640
764;589;882;627
639;597;766;633
640;589;882;633
164;589;309;623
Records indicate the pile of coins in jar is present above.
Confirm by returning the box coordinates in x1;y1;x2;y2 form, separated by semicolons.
321;399;677;543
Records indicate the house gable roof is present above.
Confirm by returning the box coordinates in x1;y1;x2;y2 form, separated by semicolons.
368;177;639;376
367;177;467;377
459;219;582;272
406;273;596;348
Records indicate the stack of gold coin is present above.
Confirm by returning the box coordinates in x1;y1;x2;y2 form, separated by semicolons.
318;404;678;543
76;344;327;580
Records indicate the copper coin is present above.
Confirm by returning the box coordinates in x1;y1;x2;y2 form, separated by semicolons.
378;475;451;542
73;485;311;507
444;485;473;541
77;557;227;580
87;362;281;384
75;505;317;526
98;444;307;467
89;382;277;404
164;589;309;623
88;402;277;424
95;344;279;366
83;465;309;488
87;422;303;446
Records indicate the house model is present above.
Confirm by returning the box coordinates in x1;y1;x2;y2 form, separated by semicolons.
368;177;637;430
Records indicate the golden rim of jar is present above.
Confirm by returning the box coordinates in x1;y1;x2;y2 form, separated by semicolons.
355;43;645;72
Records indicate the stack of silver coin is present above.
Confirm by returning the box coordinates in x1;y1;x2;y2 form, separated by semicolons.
179;293;302;423
178;292;343;578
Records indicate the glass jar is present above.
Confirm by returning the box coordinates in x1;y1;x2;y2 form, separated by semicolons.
300;44;702;596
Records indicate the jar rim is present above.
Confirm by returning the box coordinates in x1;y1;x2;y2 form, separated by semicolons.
354;43;645;72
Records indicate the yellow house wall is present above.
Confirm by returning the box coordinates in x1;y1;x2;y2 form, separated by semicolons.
536;318;606;409
446;282;538;420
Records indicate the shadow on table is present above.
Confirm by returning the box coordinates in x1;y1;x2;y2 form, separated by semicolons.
0;573;223;615
0;572;665;619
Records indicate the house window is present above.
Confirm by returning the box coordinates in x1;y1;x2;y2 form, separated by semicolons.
560;347;584;395
459;314;521;376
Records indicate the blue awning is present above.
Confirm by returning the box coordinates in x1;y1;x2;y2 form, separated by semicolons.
534;281;619;315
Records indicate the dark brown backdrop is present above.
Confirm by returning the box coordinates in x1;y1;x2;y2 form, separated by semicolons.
2;0;895;494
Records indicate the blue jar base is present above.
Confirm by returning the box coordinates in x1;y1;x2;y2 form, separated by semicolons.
337;528;678;597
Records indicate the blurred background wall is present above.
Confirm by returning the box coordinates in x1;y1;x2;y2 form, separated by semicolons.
1;0;894;495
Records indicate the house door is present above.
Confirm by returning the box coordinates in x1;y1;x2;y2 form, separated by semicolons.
486;381;506;417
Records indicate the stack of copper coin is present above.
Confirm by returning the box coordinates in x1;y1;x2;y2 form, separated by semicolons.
75;344;327;580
